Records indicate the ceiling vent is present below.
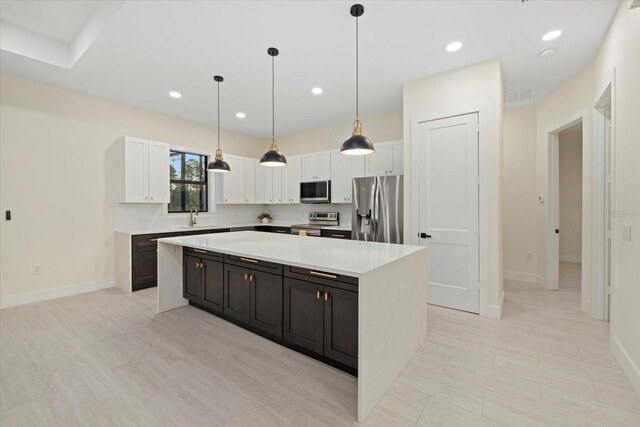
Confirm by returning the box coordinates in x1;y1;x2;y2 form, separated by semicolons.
504;88;534;105
630;0;640;9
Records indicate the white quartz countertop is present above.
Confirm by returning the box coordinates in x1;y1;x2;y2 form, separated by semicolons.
158;231;424;277
116;222;351;236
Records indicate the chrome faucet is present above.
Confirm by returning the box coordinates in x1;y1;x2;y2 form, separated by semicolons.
189;207;198;227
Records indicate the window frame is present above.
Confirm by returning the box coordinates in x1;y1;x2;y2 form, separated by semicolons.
168;149;209;214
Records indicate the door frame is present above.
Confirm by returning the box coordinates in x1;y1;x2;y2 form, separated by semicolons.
410;104;489;316
544;115;584;291
591;71;616;321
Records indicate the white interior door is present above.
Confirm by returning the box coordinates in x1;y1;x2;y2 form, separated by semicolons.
417;113;479;313
604;113;612;320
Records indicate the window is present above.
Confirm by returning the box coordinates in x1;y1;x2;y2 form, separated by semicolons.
169;150;208;213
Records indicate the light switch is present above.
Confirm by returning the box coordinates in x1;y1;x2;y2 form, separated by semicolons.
622;223;632;241
538;194;545;204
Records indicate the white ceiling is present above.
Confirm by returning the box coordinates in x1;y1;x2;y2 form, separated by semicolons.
0;1;619;138
0;0;100;44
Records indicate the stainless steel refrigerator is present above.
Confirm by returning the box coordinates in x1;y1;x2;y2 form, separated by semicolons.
352;175;403;243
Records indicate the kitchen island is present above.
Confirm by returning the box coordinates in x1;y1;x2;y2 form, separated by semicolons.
157;231;427;422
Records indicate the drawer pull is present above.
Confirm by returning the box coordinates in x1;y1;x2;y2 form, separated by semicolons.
149;238;158;242
240;257;259;263
310;270;338;279
316;290;322;300
324;292;331;301
331;234;345;238
193;249;208;254
276;230;287;233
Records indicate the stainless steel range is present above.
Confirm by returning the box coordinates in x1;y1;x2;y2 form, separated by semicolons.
290;212;339;237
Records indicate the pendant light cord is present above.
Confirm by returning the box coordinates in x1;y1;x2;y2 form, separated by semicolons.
356;15;359;120
272;54;275;139
217;79;220;150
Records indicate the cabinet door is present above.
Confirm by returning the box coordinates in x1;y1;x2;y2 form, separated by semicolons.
255;165;267;203
365;142;389;177
250;270;283;338
132;245;157;290
183;255;203;301
221;155;245;203
272;167;283;203
317;151;331;180
390;141;404;175
202;259;224;314
289;156;302;203
283;278;324;354
124;137;148;202
331;150;349;203
346;155;366;202
147;140;170;203
244;158;256;203
301;154;318;181
323;286;358;369
224;264;251;325
281;161;292;203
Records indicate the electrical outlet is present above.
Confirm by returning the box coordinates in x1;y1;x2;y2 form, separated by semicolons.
622;223;632;241
527;251;535;261
33;265;43;275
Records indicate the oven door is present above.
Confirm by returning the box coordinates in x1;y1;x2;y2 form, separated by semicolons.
300;181;331;204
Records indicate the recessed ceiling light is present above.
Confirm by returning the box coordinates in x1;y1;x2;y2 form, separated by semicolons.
168;91;182;99
446;41;462;52
235;112;246;119
311;87;323;95
540;48;556;57
542;30;562;41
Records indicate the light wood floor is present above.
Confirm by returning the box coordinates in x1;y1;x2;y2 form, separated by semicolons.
1;262;639;426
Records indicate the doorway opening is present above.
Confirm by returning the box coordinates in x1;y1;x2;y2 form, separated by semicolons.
557;123;583;296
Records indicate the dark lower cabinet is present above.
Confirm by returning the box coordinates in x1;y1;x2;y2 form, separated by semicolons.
284;278;324;354
224;264;252;324
132;232;182;291
250;270;283;338
183;253;224;315
323;287;358;369
283;277;358;370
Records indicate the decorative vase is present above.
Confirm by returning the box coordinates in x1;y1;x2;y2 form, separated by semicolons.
261;217;269;224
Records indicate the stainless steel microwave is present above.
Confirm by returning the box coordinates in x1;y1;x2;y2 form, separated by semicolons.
300;181;331;204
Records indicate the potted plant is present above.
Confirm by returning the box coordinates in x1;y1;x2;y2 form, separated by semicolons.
258;213;272;224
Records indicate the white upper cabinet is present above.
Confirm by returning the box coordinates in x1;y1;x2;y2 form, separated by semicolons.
255;164;273;204
365;140;404;177
119;136;169;203
218;155;245;204
302;152;331;181
272;167;283;203
331;150;365;203
244;158;256;203
281;155;301;203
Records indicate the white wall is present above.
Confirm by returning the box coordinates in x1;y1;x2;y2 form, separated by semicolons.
0;73;264;300
534;1;640;394
559;130;583;263
403;59;504;317
502;106;539;281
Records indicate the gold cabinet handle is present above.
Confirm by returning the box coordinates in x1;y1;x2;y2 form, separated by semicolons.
324;292;330;301
149;238;158;242
316;290;322;300
310;270;338;279
331;234;345;238
151;196;154;200
196;261;200;268
240;257;259;264
244;273;249;281
193;249;207;254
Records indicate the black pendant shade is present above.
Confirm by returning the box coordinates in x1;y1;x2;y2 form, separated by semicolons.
340;4;375;156
260;47;287;167
207;75;231;173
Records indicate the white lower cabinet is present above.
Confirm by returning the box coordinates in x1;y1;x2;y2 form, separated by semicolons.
331;150;365;203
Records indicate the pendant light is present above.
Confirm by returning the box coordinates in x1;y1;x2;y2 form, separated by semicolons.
340;4;375;156
260;47;287;167
207;75;231;172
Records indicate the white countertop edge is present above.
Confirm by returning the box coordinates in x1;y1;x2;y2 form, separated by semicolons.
116;222;352;236
157;232;424;277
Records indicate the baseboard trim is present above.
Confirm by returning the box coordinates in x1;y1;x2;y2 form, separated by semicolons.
0;279;115;309
486;291;504;319
504;270;538;284
611;336;640;398
559;254;581;263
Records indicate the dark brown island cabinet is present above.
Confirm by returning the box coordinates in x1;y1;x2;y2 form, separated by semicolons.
182;250;359;375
